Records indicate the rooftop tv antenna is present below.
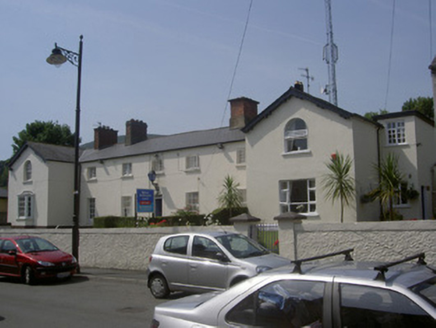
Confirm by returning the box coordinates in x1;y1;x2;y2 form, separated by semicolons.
299;67;314;94
323;0;338;106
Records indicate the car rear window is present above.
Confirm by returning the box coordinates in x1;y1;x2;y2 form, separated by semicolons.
163;236;189;255
411;276;436;307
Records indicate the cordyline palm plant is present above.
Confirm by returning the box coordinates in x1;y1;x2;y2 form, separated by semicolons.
368;153;405;221
218;175;243;218
322;152;355;223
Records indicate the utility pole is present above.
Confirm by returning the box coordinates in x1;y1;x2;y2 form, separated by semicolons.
323;0;338;106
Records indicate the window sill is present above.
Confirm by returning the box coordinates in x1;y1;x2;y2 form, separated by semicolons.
185;168;200;173
23;180;33;185
17;217;33;221
282;149;311;157
121;174;133;179
385;143;409;147
236;163;246;168
87;178;97;183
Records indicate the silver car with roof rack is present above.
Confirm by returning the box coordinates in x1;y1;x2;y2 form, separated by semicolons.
151;248;436;327
146;231;290;299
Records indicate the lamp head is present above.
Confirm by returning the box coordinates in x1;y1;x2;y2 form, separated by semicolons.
46;47;67;67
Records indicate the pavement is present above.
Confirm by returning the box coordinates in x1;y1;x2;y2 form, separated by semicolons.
77;267;148;284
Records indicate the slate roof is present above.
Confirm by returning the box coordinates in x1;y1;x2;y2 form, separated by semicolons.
80;127;245;163
8;142;80;168
242;86;379;132
373;110;434;127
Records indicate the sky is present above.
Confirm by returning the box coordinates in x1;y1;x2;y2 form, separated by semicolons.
1;0;435;160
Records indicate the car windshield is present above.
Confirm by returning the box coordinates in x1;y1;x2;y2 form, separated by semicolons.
410;276;436;307
216;234;269;259
16;237;59;253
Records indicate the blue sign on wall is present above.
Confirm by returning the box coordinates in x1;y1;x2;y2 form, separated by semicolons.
137;189;154;213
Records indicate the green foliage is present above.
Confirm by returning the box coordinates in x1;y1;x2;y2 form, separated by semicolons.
12;120;76;154
322;152;355;223
218;175;243;218
363;109;389;121
93;216;143;228
402;96;434;119
0;161;8;188
367;153;405;221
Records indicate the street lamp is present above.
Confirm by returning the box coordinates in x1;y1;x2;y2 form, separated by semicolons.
46;35;83;263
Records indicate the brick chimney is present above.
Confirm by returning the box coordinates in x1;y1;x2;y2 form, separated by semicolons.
228;97;259;129
125;119;148;146
94;126;118;150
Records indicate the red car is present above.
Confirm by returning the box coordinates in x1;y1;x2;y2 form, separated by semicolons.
0;236;78;284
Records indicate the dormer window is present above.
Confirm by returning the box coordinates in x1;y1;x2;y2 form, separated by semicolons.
24;161;32;182
284;118;308;153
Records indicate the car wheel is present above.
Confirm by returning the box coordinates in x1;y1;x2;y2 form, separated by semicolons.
22;266;35;285
149;274;170;299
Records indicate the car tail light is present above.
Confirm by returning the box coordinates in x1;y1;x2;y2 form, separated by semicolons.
149;255;153;263
150;319;159;328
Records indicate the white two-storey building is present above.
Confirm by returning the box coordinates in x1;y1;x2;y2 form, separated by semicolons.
7;78;436;227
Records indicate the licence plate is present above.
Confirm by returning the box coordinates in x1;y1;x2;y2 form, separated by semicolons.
57;272;71;278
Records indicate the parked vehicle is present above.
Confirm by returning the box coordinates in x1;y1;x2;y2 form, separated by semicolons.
146;231;290;298
0;236;78;284
151;249;436;327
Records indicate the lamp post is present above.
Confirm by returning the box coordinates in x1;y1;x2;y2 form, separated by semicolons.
46;35;83;263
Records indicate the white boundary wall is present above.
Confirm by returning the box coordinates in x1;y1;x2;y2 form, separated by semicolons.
1;221;435;270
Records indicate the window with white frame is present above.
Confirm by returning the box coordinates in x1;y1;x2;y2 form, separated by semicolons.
279;179;316;214
87;167;96;180
186;155;200;171
386;121;406;145
88;198;96;221
152;156;164;172
239;189;247;206
18;192;34;219
284;118;308;153
24;161;32;182
236;148;246;165
394;182;408;206
122;163;132;177
186;192;199;212
122;196;132;217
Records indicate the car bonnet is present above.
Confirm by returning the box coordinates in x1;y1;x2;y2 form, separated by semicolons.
240;252;290;268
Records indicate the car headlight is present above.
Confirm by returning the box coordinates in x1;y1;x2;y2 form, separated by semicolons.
38;261;55;267
256;265;272;273
71;256;77;264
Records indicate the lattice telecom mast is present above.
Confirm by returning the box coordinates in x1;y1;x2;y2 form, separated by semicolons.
323;0;338;106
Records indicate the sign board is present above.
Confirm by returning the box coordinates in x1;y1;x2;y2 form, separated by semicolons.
136;189;154;213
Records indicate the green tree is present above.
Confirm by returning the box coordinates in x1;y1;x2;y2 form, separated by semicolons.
322;152;355;223
218;175;243;218
368;153;405;221
0;160;7;188
12;120;75;154
402;96;434;119
363;109;389;121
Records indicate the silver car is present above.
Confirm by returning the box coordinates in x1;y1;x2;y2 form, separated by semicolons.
151;249;436;327
146;231;290;298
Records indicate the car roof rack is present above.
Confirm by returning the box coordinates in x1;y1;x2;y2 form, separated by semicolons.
291;248;354;274
374;253;426;282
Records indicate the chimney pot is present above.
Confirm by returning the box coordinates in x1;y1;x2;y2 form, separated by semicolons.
294;81;304;92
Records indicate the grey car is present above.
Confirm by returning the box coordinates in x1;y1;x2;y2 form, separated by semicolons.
146;231;290;298
150;249;436;327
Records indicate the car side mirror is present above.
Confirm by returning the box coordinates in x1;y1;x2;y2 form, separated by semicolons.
8;249;17;256
216;252;230;263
